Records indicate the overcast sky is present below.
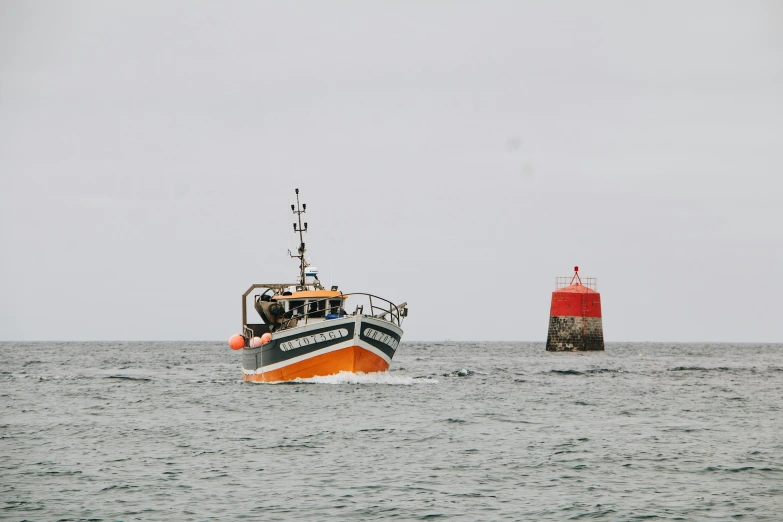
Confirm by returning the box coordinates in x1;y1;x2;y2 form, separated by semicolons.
1;1;781;342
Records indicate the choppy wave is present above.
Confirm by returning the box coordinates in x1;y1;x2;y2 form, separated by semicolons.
442;368;475;377
543;368;622;376
669;366;730;372
546;369;585;375
667;366;762;373
105;375;151;382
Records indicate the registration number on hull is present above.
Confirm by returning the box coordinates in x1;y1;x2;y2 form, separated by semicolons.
279;328;349;352
363;328;399;350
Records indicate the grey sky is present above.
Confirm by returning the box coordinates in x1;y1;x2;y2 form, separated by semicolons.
1;1;781;342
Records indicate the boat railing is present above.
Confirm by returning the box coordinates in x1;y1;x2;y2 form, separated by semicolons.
281;293;406;329
242;325;255;340
555;276;597;290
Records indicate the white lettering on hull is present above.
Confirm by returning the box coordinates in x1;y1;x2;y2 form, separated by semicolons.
279;328;349;352
363;328;399;350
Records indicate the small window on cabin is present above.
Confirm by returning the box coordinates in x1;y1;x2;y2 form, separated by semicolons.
329;300;342;315
289;300;304;314
308;299;325;318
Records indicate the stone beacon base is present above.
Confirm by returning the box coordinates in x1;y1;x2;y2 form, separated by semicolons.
546;316;605;351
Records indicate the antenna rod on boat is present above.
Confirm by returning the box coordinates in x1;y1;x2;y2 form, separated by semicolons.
291;188;308;288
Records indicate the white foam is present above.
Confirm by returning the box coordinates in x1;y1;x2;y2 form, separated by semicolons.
281;371;439;385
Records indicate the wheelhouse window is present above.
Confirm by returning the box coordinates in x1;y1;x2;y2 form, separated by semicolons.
308;299;327;318
288;300;304;314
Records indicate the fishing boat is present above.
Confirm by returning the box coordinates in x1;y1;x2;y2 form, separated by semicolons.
228;189;408;382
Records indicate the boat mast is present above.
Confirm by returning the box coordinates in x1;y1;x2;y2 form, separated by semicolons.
290;188;308;289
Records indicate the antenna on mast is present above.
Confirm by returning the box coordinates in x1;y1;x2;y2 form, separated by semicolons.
288;188;309;289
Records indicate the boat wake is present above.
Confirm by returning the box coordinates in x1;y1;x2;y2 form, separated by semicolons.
279;371;438;385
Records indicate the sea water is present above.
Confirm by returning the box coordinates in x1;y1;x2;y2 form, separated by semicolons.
1;342;781;520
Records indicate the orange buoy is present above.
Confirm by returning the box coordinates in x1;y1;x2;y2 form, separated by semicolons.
228;334;246;350
260;333;272;345
249;336;263;348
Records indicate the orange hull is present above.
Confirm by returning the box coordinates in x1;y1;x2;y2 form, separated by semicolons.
243;345;390;383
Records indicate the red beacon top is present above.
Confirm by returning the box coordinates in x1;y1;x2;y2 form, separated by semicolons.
550;266;602;317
